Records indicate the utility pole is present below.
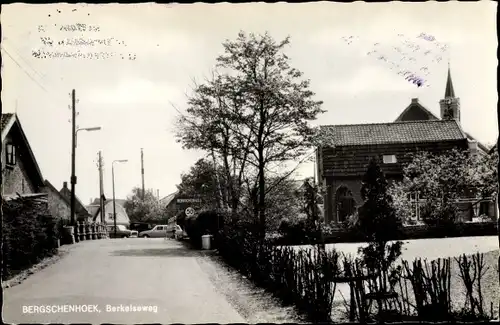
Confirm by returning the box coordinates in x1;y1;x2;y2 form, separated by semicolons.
157;189;159;201
70;89;77;226
141;148;145;200
98;151;105;224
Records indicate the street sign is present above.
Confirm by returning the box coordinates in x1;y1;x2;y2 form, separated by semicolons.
177;198;202;204
185;207;195;217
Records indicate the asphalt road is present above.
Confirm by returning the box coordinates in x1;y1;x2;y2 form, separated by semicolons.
3;238;246;324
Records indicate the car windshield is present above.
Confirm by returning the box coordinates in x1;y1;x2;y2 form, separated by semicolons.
117;225;127;230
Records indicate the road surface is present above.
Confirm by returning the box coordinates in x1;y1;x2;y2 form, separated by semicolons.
3;238;246;324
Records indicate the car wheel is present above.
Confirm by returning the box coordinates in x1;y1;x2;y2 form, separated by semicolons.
142;235;149;238
122;235;129;238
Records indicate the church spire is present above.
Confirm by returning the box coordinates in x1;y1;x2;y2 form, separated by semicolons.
444;62;455;98
439;62;460;122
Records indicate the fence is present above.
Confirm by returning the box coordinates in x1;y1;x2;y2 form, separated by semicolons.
217;223;498;323
72;222;108;243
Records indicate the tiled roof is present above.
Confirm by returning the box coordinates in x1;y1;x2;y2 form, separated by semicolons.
160;191;178;206
1;113;14;132
320;119;467;147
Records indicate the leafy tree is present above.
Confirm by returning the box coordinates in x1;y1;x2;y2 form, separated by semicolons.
175;31;324;237
124;187;167;223
357;158;403;300
176;158;225;211
389;149;498;225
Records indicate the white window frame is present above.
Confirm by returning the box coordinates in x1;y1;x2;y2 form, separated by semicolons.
382;154;397;164
6;143;16;165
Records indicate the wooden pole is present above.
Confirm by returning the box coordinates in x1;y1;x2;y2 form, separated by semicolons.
141;148;145;200
70;89;77;226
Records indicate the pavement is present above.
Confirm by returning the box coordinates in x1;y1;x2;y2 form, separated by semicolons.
3;238;246;324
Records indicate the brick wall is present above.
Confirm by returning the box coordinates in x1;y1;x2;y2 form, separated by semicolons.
2;134;36;195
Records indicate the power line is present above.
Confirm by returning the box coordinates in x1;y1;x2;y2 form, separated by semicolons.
1;43;73;117
1;46;48;93
3;39;45;80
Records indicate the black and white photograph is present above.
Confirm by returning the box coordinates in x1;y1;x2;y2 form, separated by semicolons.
1;2;499;324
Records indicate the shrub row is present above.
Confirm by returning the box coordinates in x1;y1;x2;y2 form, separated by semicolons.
217;226;498;322
274;221;499;246
217;221;339;323
2;198;60;281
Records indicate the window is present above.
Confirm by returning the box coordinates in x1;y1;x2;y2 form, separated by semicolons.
6;143;16;165
382;154;397;164
156;226;164;231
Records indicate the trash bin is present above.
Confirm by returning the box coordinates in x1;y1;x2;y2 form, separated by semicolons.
201;234;212;250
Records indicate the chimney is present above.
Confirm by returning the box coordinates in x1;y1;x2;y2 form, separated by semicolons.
63;181;68;189
468;140;479;156
411;98;419;104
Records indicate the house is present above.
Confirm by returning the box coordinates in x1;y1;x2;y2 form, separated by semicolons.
92;199;131;226
1;113;45;197
160;191;179;218
317;67;492;224
43;180;71;222
59;181;92;222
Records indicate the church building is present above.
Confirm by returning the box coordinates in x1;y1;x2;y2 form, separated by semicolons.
317;67;491;224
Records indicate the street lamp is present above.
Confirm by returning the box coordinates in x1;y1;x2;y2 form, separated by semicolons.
75;127;102;148
112;159;128;238
70;124;101;227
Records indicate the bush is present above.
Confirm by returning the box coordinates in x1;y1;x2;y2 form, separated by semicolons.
217;220;340;323
278;216;318;244
184;210;224;249
2;198;59;280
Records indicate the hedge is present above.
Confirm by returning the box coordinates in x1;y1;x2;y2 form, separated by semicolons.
2;196;60;281
273;221;499;246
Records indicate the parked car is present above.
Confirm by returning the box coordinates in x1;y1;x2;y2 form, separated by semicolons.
139;225;168;238
174;225;188;240
130;222;154;233
107;225;134;238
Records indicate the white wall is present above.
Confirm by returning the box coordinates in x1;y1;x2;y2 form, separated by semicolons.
95;201;130;226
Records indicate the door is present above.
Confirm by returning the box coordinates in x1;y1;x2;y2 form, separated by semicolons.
152;226;165;237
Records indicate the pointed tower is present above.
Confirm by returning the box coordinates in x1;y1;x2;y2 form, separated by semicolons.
439;63;461;122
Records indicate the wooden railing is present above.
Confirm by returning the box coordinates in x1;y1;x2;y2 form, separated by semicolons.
73;222;108;242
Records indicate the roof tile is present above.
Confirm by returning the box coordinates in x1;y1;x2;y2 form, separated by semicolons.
320;120;466;147
1;113;14;132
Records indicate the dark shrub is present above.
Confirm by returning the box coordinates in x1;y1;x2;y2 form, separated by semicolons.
184;210;224;249
278;217;318;244
2;198;59;280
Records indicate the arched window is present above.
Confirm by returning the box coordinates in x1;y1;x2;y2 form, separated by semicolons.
335;186;357;223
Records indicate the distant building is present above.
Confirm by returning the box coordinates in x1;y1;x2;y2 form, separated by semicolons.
160;191;179;218
43;180;71;222
92;199;130;226
317;67;493;224
59;181;92;222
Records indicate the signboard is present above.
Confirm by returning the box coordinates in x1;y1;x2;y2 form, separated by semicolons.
176;198;202;204
175;196;202;216
185;207;195;217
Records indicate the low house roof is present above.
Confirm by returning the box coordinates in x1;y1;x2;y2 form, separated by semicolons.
59;185;91;217
44;180;71;206
1;113;45;189
160;191;178;207
319;119;467;147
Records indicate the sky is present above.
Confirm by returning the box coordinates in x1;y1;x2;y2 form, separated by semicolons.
1;2;498;205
